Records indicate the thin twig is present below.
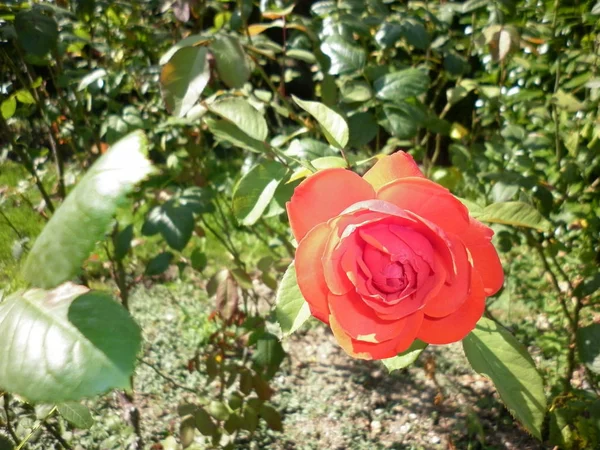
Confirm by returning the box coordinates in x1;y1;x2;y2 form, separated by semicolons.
138;359;199;394
2;393;19;445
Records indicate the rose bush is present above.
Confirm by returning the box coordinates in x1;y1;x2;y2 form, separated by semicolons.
286;152;504;360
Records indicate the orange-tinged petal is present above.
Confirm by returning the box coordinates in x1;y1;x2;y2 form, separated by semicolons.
458;218;504;296
377;177;470;236
422;235;471;318
363;152;424;191
330;311;424;360
328;290;406;343
417;272;485;345
286;168;375;241
295;223;332;323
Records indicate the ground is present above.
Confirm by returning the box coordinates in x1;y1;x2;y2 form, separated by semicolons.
49;283;548;450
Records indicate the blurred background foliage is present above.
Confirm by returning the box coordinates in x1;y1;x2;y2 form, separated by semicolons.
0;0;599;448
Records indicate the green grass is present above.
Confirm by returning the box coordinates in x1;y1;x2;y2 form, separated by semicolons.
0;161;47;291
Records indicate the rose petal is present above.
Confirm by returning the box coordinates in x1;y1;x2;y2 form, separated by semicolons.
458;218;504;296
287;168;375;241
330;311;424;360
422;236;471;318
337;200;456;279
363;152;424;191
295;223;332;323
417;272;485;345
377;178;470;236
371;257;447;320
328;290;406;343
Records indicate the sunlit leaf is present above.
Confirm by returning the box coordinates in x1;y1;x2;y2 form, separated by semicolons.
160;46;210;117
293;96;349;149
477;201;550;231
0;284;141;403
275;262;311;336
209;97;268;141
232;160;287;226
22;131;152;289
463;318;546;439
210;35;251;89
374;68;429;101
205;117;267;153
382;340;428;372
57;402;94;429
320;35;366;75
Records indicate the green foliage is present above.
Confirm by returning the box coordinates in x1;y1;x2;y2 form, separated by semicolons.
463;318;547;439
293;96;349;150
275;263;311;336
232;160;287;226
57;402;94;429
21;131;152;288
382;340;428;373
0;284;141;403
160;47;210;118
1;0;599;447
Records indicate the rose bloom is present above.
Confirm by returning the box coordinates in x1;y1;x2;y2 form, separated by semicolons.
286;152;503;360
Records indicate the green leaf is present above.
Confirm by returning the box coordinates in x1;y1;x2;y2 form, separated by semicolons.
1;96;16;120
0;284;141;403
382;102;424;139
375;22;403;49
205;117;267;153
253;333;286;377
400;19;430;50
194;407;218;436
381;340;428;372
190;248;208;272
15;9;59;57
142;202;194;251
477;201;550;231
209;98;268;141
259;403;283;431
145;251;174;276
320;35;366;75
210;35;251;89
463;318;546;439
348;111;378;147
114;224;134;261
292;96;349;149
159;34;210;65
461;0;490;13
22;131;152;289
374;68;429;101
576;323;600;375
232;160;287;226
57;402;94;429
15;90;35;104
275;262;311;336
160;46;210;118
339;80;372;103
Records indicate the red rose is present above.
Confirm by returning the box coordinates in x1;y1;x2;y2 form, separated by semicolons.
286;152;504;360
